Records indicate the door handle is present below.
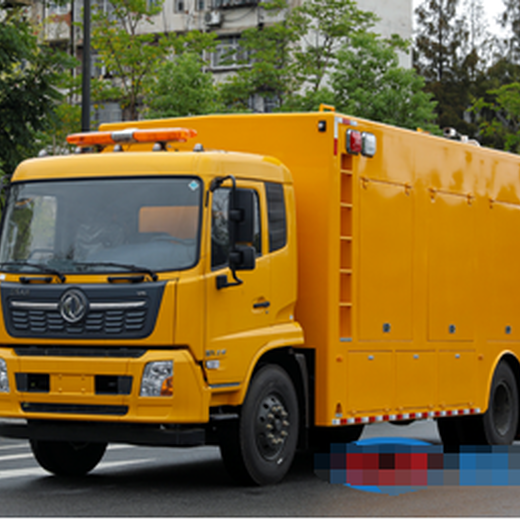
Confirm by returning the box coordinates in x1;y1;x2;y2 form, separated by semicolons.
253;300;270;309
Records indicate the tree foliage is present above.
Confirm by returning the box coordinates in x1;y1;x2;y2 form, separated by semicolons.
472;83;520;152
219;0;302;111
91;0;174;120
143;53;222;118
292;0;377;93
413;0;499;138
0;7;76;177
219;0;437;132
332;33;438;132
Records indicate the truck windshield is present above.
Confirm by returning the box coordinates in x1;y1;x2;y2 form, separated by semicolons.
0;177;202;274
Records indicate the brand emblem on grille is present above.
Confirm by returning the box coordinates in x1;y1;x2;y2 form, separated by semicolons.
59;289;88;323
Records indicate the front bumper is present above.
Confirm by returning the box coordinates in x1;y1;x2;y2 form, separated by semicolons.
0;418;206;446
0;347;210;425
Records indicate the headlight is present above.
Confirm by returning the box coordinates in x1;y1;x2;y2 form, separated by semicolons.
0;359;9;393
140;361;173;397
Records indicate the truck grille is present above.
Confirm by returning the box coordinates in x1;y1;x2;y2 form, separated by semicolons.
11;307;146;335
1;281;165;340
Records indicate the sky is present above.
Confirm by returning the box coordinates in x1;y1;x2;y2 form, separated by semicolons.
411;0;503;33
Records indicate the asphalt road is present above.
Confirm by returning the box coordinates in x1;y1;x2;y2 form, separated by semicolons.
1;421;520;516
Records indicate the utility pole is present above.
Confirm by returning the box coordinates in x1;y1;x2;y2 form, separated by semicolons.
81;0;91;132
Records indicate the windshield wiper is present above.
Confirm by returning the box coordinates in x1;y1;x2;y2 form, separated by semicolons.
0;261;66;283
74;262;158;282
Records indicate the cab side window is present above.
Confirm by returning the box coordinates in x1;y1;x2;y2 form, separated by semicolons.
211;188;261;269
265;182;286;252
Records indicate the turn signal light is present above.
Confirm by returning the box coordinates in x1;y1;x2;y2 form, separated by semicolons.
160;377;173;397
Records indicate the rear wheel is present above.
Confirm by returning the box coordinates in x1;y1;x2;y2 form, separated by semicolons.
478;361;519;444
437;361;519;445
219;365;299;485
30;440;107;476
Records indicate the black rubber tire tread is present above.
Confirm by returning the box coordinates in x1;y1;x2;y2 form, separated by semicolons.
437;416;468;445
437;361;519;446
219;364;299;486
30;440;107;476
479;361;519;444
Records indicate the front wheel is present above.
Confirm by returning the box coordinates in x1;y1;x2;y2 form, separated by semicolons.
219;365;299;485
30;440;107;476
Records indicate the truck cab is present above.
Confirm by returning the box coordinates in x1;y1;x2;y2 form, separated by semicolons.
0;128;304;485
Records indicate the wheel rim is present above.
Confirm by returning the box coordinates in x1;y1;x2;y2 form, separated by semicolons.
493;382;513;437
255;394;290;461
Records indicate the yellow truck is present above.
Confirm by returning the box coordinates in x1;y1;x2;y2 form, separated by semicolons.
0;108;519;485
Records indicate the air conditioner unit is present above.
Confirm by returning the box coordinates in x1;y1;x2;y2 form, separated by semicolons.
204;10;222;26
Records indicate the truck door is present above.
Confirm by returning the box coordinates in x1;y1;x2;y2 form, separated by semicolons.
205;181;271;385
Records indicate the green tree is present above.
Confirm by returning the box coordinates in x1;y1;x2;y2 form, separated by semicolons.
499;0;520;64
36;73;82;155
144;52;222;118
413;0;493;135
414;0;464;83
0;6;76;177
91;0;174;120
219;0;303;111
472;83;520;152
292;0;377;94
219;0;378;112
331;33;439;132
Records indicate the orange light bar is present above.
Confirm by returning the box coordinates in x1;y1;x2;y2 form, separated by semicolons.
133;128;197;143
66;131;115;147
66;127;197;148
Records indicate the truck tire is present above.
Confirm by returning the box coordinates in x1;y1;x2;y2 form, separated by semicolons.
219;365;299;485
30;440;107;476
437;361;519;445
436;416;468;445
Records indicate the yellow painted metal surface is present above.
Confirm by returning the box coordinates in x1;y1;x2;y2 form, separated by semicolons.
0;347;210;423
1;111;520;429
358;180;413;341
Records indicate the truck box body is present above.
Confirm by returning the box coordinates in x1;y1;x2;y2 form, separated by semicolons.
103;111;518;426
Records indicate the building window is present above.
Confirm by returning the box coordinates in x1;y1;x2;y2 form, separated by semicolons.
47;0;69;15
92;102;123;126
196;0;204;10
94;0;115;19
211;36;249;69
213;0;258;7
174;0;185;13
91;54;111;79
263;95;281;113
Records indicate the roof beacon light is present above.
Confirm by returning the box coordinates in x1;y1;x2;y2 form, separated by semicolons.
66;127;197;148
346;129;362;155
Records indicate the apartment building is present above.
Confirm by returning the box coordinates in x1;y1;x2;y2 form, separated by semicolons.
30;0;412;121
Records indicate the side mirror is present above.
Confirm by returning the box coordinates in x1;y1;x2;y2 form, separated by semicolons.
210;176;256;289
229;188;255;244
230;245;256;271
